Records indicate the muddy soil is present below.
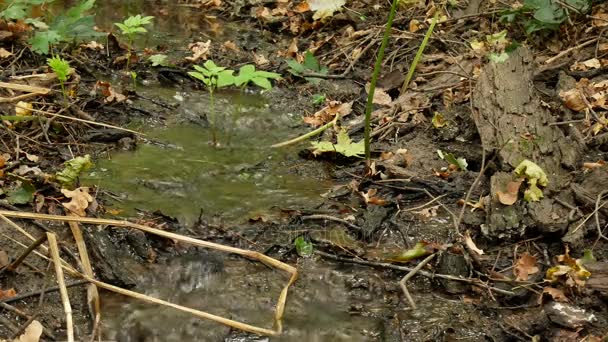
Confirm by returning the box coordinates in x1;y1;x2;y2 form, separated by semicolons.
1;0;608;341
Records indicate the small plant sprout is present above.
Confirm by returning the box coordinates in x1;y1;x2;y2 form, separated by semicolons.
234;65;281;91
114;14;154;69
188;60;235;145
130;71;138;89
47;56;70;100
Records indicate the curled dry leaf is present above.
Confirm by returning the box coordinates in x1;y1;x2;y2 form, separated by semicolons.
185;40;211;62
303;101;353;126
541;287;569;304
464;230;484;256
496;180;523;206
360;188;387;206
514;252;539;281
62;187;93;217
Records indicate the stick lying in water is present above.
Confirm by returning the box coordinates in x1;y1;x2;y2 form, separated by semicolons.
0;210;298;336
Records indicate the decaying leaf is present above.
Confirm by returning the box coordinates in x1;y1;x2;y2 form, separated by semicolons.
303;101;352;126
514;159;548;202
94;81;126;103
55;154;93;187
311;129;364;158
365;84;391;106
14;320;43;342
81;41;104;50
546;248;593;287
62;187;93;216
514;252;539;281
431;112;447;128
560;78;608;112
541;287;569;303
185;40;211;62
496;180;523;205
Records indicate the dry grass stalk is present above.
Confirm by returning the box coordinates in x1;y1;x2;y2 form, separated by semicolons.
0;210;298;336
47;232;74;342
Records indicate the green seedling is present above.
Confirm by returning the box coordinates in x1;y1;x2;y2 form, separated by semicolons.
47;56;70;100
437;150;468;171
188;60;235;145
234;64;281;90
130;71;138;89
115;14;154;70
312;94;326;105
294;237;313;257
286;51;327;84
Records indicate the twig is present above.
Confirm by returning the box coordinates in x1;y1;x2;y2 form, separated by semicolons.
271;115;337;148
545;38;599;64
593;190;608;248
3;234;47;273
399;253;435;309
300;214;362;232
315;250;515;296
0;210;298;336
47;233;74;342
2;280;89;303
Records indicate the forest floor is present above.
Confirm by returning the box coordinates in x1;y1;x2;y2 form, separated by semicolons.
0;0;608;341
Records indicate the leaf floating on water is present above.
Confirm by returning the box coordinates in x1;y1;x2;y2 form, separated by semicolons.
55;154;93;187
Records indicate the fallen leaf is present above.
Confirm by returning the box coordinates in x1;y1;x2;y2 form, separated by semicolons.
81;41;104;50
311;128;364;158
386;242;433;263
15;101;32;116
303;101;352;126
308;0;346;20
222;40;238;52
0;288;16;300
252;52;269;66
409;19;420;33
496;180;523;205
0;48;12;58
541;287;569;303
14;320;43;342
185;40;211;62
570;58;602;71
583;160;605;169
94;81;126;103
514;252;539;281
431;112;447;128
464;230;484;256
365;84;391;106
359;188;386;206
413;205;439;219
61;187;93;216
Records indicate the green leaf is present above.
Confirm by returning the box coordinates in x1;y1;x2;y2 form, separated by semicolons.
216;70;235;88
149;54;169;67
29;30;62;55
488;52;509;63
286;59;305;74
192;65;211;77
47;56;70;83
239;64;256;77
514;159;548;202
55;154;93;187
251;76;272;90
1;4;28;20
312;94;326;105
294;237;313;257
311;129;365;158
6;180;36;205
255;70;282;80
387;242;432;263
579;249;596;264
303;51;320;71
438;150;467;171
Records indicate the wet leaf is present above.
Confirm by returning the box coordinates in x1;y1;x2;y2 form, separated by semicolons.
387;242;432;263
7;179;35;204
514;252;539;281
294;236;313;257
496;180;523;205
311;129;364;158
62;187;93;217
55;154;93;187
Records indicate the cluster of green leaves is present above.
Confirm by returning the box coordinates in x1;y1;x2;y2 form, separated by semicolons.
189;61;281;92
286;51;328;84
311;129;364;158
0;0;101;54
114;14;154;50
501;0;591;34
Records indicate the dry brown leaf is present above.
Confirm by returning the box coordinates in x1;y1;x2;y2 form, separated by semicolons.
413;205;439;219
592;10;608;27
496;180;523;206
541;286;569;303
185;40;211;62
360;188;387;206
464;230;484;255
583;160;605;169
62;187;93;217
278;38;299;59
81;41;104;50
570;58;602;71
94;81;127;103
252;52;269;66
222;40;238;52
0;288;16;300
15;101;32;116
514;252;539;281
0;48;12;58
409;19;420;33
302;101;353;126
365;83;391;106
